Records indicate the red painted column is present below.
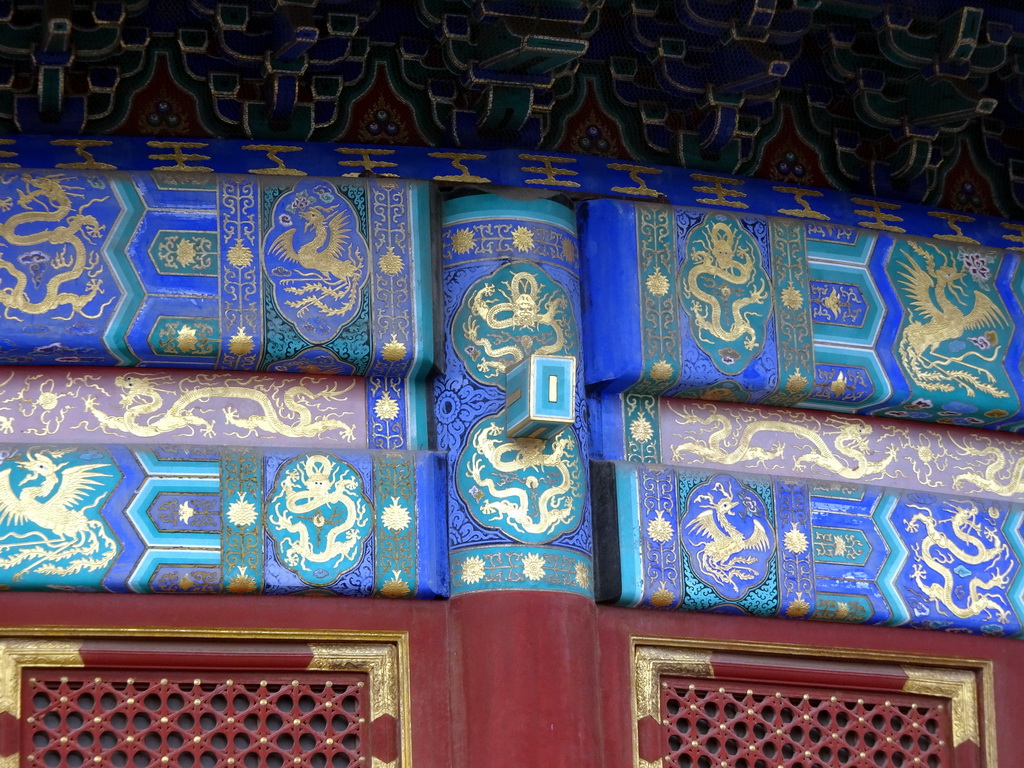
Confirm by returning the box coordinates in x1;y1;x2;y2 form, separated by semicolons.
450;591;602;767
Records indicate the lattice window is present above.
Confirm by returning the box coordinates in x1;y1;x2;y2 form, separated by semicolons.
633;643;992;768
24;672;366;768
662;680;950;768
0;637;406;768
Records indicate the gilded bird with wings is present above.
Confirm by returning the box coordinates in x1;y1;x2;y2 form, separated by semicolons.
684;480;772;594
896;241;1009;398
267;202;368;321
0;451;116;581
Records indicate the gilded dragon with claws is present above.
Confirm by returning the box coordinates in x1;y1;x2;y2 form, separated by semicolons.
681;220;770;355
462;270;571;378
949;440;1024;497
465;423;577;537
0;174;114;320
670;405;898;480
905;501;1011;623
81;374;356;440
269;456;368;568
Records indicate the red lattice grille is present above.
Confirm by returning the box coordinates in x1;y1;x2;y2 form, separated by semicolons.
662;679;953;768
22;671;367;768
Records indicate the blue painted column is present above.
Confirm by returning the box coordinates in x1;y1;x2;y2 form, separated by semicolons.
434;192;592;595
434;191;599;767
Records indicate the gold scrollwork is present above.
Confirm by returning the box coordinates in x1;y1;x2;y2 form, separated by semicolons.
608;163;663;198
773;185;829;220
0;638;83;716
429;152;491;183
147;141;212;172
902;666;979;748
519;154;581;188
242;144;306;176
691;174;748;209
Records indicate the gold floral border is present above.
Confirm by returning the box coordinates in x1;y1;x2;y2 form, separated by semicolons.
0;628;411;768
630;635;997;768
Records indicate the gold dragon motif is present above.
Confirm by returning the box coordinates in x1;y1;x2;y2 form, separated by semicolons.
897;241;1009;398
905;502;1011;623
0;451;114;581
465;423;577;536
681;220;769;351
0;174;114;320
949;440;1024;497
269;456;367;566
268;204;365;317
463;270;570;376
669;404;898;480
81;374;356;440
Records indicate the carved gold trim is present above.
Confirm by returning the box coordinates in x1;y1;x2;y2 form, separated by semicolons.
0;638;83;717
633;645;712;720
631;636;996;768
308;639;412;768
1;629;411;768
903;665;978;748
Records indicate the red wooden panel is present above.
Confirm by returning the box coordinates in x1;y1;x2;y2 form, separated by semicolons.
23;670;367;768
662;677;951;768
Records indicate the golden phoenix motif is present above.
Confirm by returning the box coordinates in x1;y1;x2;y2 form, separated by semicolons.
269;202;366;318
896;241;1009;398
0;451;115;581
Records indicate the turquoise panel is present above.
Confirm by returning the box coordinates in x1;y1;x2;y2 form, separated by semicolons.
595;462;1024;637
0;444;447;598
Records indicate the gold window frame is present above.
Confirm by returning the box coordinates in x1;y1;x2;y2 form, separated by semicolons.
0;628;411;768
631;635;997;768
